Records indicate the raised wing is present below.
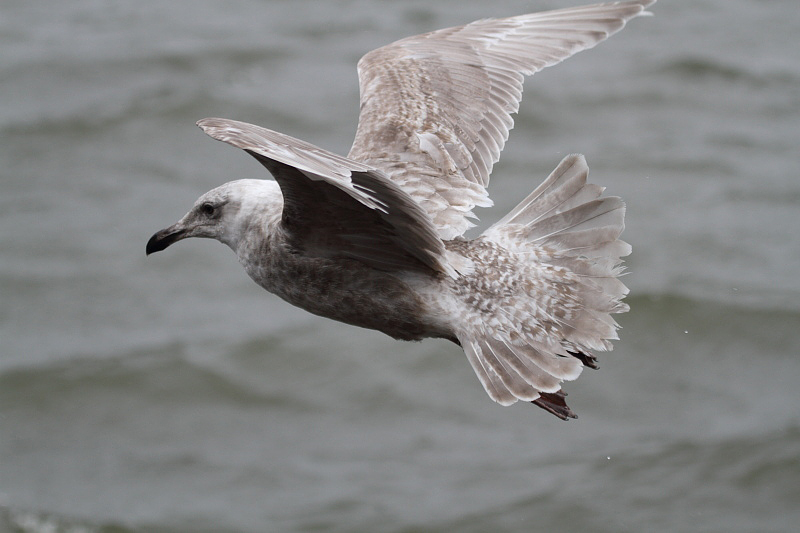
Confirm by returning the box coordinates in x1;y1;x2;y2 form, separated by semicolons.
197;118;456;277
348;0;655;239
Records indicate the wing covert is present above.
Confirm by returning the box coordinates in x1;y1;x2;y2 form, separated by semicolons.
197;118;455;276
348;1;655;239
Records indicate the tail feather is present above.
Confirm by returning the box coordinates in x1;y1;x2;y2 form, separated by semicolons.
555;183;606;214
481;342;543;402
483;340;563;393
493;154;594;228
459;154;630;418
544;230;631;256
506;340;584;381
463;339;517;406
522;197;626;242
580;276;629;303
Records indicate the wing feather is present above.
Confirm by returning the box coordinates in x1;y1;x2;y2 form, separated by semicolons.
197;118;455;276
349;1;655;239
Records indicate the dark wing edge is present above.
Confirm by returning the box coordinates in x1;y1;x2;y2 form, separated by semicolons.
197;117;457;277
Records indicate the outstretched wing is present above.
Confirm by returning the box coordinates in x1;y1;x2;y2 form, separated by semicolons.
348;0;655;239
197;118;455;277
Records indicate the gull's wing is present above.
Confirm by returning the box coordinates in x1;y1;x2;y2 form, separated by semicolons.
198;118;456;277
348;0;655;239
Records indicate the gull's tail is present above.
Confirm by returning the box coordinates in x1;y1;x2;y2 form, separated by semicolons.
456;154;630;419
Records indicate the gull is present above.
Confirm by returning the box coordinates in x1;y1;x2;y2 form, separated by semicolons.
146;0;655;419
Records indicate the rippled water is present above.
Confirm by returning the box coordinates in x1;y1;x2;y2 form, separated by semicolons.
2;1;799;531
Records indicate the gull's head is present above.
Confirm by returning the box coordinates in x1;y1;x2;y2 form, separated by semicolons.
146;179;282;255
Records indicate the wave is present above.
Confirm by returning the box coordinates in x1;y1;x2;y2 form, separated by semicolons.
0;327;442;417
654;56;798;86
0;504;244;533
0;343;310;413
431;425;800;533
626;282;800;315
0;45;293;136
0;506;111;533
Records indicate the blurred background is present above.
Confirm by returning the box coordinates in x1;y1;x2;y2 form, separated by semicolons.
1;0;798;531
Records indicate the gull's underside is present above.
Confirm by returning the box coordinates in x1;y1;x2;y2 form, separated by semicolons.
148;1;655;419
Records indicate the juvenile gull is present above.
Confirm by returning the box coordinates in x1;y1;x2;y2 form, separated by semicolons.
147;0;655;419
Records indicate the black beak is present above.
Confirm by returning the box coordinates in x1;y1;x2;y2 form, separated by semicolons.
146;225;186;255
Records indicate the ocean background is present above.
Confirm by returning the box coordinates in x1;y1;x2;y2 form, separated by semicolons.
2;0;799;531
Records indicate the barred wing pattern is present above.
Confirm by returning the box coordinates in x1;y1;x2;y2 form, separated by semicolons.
349;1;654;239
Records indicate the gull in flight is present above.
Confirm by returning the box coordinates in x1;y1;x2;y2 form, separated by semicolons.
147;0;655;419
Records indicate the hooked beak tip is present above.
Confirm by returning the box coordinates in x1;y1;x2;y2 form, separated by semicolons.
146;226;185;256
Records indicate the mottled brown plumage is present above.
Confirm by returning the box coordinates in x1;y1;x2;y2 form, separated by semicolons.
147;1;655;418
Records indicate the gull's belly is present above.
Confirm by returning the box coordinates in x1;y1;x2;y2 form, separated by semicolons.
242;247;451;341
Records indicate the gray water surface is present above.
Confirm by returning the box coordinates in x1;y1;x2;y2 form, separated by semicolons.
2;1;799;531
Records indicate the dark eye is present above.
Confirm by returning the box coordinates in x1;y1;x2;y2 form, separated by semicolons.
200;203;215;216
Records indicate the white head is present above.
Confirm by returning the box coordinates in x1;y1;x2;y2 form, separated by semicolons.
146;179;283;255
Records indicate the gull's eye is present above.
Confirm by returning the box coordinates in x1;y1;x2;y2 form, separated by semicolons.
200;203;215;216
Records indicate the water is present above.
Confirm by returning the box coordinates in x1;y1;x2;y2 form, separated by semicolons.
2;0;799;531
